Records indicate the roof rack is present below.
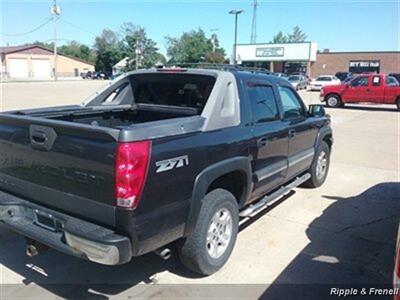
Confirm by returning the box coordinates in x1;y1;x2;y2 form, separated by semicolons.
160;62;272;75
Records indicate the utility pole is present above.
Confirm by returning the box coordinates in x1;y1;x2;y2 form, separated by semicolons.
210;28;219;53
51;0;60;81
250;0;258;44
135;40;141;70
229;10;244;65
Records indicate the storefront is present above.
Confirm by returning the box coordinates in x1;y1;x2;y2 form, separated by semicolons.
235;42;399;78
310;51;400;78
235;42;318;75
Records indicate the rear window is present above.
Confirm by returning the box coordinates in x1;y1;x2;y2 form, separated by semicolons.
130;73;216;111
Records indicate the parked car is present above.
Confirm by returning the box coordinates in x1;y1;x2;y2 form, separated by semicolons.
287;75;308;90
291;72;311;84
310;75;341;91
93;71;113;80
320;73;400;109
273;73;288;78
335;72;352;82
81;71;94;79
0;68;332;275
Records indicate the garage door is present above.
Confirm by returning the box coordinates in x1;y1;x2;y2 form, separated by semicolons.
8;58;28;78
32;59;50;78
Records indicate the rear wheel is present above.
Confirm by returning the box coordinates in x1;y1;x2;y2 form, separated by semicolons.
396;97;400;110
178;189;239;275
303;141;330;188
325;94;342;108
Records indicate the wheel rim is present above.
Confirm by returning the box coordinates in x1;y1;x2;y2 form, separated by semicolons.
316;151;328;180
327;97;338;107
206;208;233;259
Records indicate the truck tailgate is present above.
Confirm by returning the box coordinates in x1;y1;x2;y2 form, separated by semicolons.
0;114;120;227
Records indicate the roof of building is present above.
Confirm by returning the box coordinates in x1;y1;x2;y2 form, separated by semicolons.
0;45;95;66
317;50;400;54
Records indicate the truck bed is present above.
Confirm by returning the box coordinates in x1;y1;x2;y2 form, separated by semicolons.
0;104;200;227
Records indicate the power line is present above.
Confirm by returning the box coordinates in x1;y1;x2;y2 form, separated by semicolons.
1;18;52;37
59;17;97;36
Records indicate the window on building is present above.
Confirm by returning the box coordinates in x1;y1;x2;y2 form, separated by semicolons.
278;86;305;119
247;83;279;123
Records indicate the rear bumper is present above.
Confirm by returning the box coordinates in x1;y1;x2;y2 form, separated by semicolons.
310;85;322;91
0;190;132;265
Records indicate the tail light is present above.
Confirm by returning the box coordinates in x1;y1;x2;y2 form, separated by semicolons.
115;141;151;209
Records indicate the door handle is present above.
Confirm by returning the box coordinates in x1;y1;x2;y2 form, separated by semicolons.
366;88;371;92
257;137;268;148
288;129;296;138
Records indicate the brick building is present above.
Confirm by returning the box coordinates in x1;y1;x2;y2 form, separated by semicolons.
310;51;400;78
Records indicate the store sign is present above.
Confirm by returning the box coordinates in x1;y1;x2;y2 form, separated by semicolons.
349;61;380;67
255;47;284;57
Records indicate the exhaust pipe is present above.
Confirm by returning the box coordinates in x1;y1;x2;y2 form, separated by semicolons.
154;248;171;260
25;239;48;257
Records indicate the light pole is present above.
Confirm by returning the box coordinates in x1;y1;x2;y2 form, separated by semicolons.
229;9;243;65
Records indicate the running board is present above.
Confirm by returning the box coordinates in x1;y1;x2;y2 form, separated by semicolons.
239;173;311;220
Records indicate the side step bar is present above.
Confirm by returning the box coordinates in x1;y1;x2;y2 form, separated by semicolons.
239;173;311;222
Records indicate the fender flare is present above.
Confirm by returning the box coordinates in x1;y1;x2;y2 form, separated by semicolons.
183;156;252;237
315;126;333;149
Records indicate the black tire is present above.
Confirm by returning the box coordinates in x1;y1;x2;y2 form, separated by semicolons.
325;94;342;108
178;189;239;275
396;97;400;111
303;141;330;188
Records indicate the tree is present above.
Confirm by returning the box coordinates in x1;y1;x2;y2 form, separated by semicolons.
165;28;226;64
287;26;308;42
270;26;308;43
121;23;166;70
271;31;288;43
94;29;124;71
25;41;54;49
58;41;95;63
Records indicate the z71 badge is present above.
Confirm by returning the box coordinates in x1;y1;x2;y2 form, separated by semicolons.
156;155;189;173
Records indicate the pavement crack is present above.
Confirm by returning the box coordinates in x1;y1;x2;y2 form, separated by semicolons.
337;213;400;234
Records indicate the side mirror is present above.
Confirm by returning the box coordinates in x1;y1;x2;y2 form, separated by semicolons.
308;104;326;117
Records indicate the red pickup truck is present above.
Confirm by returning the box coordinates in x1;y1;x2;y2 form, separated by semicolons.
320;73;400;110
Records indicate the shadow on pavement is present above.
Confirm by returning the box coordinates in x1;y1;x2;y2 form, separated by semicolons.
0;228;186;298
1;183;399;299
261;182;400;299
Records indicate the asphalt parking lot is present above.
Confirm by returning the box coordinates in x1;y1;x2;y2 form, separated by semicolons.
0;81;399;299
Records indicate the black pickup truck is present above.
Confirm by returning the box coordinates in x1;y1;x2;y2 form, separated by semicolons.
0;68;332;275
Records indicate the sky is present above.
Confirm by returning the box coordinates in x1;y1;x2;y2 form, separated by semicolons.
1;0;399;57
